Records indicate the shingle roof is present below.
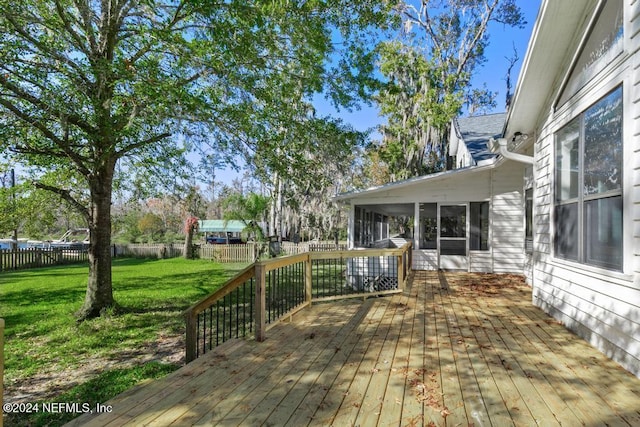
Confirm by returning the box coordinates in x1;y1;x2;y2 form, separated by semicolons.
455;112;506;162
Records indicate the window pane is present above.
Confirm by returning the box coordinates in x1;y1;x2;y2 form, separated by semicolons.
525;189;533;253
354;207;362;245
525;189;533;239
554;203;579;261
470;202;489;251
374;213;382;241
555;118;580;201
584;87;622;195
440;239;466;256
440;205;466;238
577;0;623;72
557;0;623;105
585;196;622;270
419;203;437;249
382;215;389;239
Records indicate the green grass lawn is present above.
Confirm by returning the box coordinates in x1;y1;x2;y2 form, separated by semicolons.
0;257;246;426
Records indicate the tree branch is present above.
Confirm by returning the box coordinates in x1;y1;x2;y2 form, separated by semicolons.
454;0;498;79
54;0;92;57
115;132;172;158
0;96;93;177
2;9;93;88
0;74;97;136
34;181;91;221
73;0;98;53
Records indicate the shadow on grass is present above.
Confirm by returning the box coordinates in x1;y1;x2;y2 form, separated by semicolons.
1;258;246;378
5;361;178;427
1;258;246;331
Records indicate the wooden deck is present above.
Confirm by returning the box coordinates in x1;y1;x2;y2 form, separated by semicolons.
67;271;640;426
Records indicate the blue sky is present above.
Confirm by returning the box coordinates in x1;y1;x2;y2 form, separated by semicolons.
213;1;541;187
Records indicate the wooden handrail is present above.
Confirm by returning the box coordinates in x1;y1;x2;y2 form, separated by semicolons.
256;253;309;272
184;263;256;362
185;264;256;316
184;242;413;362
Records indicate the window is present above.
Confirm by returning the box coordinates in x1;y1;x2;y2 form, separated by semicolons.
354;207;362;246
558;0;623;105
554;86;623;270
470;202;489;251
525;189;533;253
381;215;389;240
440;205;466;255
374;213;382;241
419;203;437;249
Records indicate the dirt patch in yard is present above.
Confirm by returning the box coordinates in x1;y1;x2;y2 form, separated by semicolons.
4;333;185;406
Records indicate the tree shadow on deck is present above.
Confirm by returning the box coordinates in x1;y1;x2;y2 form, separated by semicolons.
419;271;640;426
67;271;640;426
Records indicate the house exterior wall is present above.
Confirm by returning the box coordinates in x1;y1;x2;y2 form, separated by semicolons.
344;165;526;274
530;0;640;377
491;161;526;274
455;141;474;168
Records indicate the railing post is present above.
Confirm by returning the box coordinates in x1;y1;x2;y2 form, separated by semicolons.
185;311;197;363
397;254;404;288
255;262;266;342
1;318;5;427
305;254;312;306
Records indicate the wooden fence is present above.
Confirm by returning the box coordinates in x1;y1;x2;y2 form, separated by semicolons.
114;241;348;263
199;244;261;263
0;242;349;272
0;248;89;272
113;243;184;259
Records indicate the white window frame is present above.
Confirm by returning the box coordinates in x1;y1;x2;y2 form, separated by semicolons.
553;85;624;271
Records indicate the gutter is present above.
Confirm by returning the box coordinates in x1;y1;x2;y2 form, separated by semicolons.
489;137;534;165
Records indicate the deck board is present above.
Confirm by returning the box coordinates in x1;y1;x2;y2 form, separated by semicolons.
66;271;640;427
399;285;426;426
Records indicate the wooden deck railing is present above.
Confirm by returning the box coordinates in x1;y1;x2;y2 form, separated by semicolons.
184;243;412;362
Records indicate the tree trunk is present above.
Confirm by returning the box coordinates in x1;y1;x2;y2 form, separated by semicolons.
183;228;193;259
77;166;116;320
269;172;281;239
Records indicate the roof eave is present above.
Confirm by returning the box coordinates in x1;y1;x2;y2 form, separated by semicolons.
334;159;499;202
504;0;597;140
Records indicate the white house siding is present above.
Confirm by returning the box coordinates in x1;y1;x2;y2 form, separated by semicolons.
530;0;640;377
345;164;527;274
469;251;492;272
413;250;438;271
455;141;473;168
632;0;640;293
490;161;526;274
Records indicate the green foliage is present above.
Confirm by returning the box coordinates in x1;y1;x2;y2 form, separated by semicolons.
370;0;526;181
222;192;269;241
0;166;85;239
137;213;165;242
0;0;396;316
0;258;247;426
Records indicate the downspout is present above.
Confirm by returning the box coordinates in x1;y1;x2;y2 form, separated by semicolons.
490;137;534;165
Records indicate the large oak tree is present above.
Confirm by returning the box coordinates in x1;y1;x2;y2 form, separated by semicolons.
0;0;394;319
372;0;525;181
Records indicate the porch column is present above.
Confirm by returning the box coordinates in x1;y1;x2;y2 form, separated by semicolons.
414;203;420;250
347;204;355;249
